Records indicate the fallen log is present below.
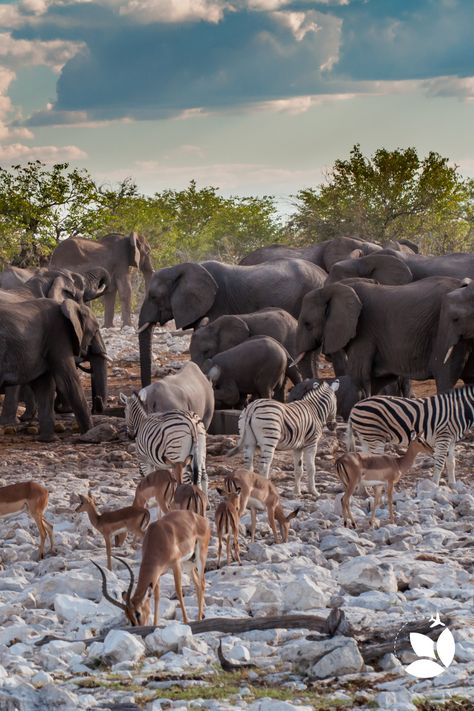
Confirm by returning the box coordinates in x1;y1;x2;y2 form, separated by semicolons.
35;608;350;647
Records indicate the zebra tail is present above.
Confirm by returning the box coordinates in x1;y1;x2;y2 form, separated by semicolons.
226;409;248;458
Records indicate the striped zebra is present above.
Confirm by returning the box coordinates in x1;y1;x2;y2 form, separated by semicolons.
348;385;474;486
228;380;339;495
120;392;208;493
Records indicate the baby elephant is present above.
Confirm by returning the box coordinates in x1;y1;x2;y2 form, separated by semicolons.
202;336;300;408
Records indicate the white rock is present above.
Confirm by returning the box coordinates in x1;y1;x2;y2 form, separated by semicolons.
32;670;54;687
337;555;398;594
54;594;99;622
249;700;313;711
310;638;364;679
145;622;192;653
282;574;331;611
227;644;251;663
374;690;417;711
103;630;145;664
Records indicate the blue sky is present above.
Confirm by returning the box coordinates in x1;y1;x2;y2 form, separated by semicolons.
1;0;473;204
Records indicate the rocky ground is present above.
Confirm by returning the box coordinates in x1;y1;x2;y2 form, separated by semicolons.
0;321;473;711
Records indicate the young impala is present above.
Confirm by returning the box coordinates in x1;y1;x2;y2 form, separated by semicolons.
224;469;299;544
133;470;177;519
76;493;150;570
92;509;211;625
0;481;54;559
215;488;242;567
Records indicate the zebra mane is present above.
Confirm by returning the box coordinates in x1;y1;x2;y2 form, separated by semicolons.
131;391;147;413
301;381;330;400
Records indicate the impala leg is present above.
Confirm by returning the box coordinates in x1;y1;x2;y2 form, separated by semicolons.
370;486;383;528
33;514;47;559
233;525;241;565
153;579;160;626
105;536;112;571
44;517;54;553
267;503;279;543
172;563;188;624
250;507;257;542
387;481;395;524
226;534;231;565
217;535;222;568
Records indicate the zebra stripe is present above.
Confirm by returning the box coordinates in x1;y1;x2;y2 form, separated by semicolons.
348;385;474;485
124;392;208;493
230;381;338;495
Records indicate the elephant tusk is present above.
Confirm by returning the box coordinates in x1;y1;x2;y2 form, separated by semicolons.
294;352;307;364
103;354;113;363
137;321;151;334
443;346;454;364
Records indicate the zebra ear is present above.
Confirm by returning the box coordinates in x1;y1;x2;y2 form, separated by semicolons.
119;392;128;404
330;379;340;393
311;380;320;389
207;364;221;385
138;388;147;403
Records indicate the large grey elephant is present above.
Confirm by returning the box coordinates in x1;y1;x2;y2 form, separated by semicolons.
239;236;383;269
0;265;110;302
296;277;473;396
51;233;153;327
434;280;474;390
138;259;326;386
189;308;315;379
0;298;107;440
202;336;301;408
288;375;412;421
327;250;474;285
137;362;214;429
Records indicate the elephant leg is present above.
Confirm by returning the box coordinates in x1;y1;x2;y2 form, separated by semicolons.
30;373;56;442
102;289;117;329
54;368;92;434
0;386;20;425
116;275;133;328
19;385;37;422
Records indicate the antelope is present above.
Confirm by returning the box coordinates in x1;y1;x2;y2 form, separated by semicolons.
92;509;211;625
173;484;208;517
215;489;242;567
224;468;299;544
133;470;177;519
75;493;150;570
335;435;433;528
0;481;54;559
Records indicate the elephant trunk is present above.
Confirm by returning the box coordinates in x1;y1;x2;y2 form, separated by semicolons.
139;325;154;387
89;353;108;413
83;267;111;302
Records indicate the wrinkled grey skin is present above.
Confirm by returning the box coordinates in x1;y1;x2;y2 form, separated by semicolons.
239;236;383;269
201;335;301;408
189;308;315;379
0;265;110;302
327;249;474;285
51;233;153;327
288;375;412;421
296;276;473;396
0;298;106;440
137;362;214;429
139;258;326;387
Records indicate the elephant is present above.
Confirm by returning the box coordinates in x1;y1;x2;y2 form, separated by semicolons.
288;375;412;421
0;298;107;440
189;308;315;379
295;276;473;397
137;362;214;429
327;250;474;285
138;258;326;386
239;236;383;269
50;233;153;327
434;280;474;391
201;336;301;408
0;265;110;302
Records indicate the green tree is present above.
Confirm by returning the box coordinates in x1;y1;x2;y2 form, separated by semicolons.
290;145;474;254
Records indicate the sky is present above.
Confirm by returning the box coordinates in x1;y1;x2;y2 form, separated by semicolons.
1;0;474;206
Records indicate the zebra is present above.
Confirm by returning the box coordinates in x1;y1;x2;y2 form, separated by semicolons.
227;380;339;495
347;385;474;486
120;392;208;493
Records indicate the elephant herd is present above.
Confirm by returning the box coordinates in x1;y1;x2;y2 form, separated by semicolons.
1;233;473;439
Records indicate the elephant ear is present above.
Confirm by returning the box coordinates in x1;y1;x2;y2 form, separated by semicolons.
358;254;413;285
322;283;362;353
218;316;250;350
128;232;140;268
61;299;85;356
170;263;218;329
323;237;367;270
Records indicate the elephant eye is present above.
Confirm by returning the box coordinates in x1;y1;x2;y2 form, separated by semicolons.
452;317;459;322
304;321;311;330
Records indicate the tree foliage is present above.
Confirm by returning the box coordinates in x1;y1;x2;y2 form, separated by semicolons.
291;145;474;254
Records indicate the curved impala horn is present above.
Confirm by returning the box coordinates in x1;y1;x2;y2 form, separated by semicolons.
91;560;127;611
137;321;151;334
113;555;135;603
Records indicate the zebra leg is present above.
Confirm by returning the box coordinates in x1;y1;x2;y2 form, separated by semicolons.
293;449;304;496
433;439;450;486
243;441;256;472
446;442;456;486
303;443;318;496
260;446;277;479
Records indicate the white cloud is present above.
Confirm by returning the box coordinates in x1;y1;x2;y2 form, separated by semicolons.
423;75;474;102
101;0;229;23
255;92;355;114
272;10;320;41
0;32;84;73
0;143;87;162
